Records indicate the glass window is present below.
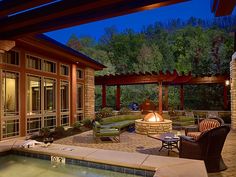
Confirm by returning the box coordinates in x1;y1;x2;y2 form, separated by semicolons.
76;69;84;79
26;55;41;70
2;119;19;138
44;116;56;129
0;53;3;63
61;81;69;112
60;64;69;76
43;60;56;73
2;71;19;116
61;114;69;126
27;117;42;133
76;83;83;111
44;78;56;113
3;51;19;65
76;113;83;121
27;76;41;115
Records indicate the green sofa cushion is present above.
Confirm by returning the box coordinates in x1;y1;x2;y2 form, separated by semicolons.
101;114;141;125
101;120;134;129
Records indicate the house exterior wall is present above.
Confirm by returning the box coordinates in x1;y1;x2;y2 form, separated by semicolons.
84;67;95;119
230;52;236;130
0;46;96;140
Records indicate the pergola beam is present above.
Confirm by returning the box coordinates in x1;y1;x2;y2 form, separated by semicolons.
95;72;229;86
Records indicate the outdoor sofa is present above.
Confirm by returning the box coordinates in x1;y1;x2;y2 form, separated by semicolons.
93;121;120;143
99;114;142;131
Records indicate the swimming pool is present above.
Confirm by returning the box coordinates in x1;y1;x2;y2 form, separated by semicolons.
0;154;140;177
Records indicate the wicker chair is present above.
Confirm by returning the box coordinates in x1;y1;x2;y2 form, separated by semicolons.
185;117;224;140
180;125;230;173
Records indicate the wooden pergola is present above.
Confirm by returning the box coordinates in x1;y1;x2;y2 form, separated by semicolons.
95;70;230;114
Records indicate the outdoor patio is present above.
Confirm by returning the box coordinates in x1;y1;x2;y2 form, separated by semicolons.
55;129;236;177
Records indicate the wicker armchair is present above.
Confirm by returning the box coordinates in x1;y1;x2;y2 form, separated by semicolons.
185;117;224;140
180;125;230;173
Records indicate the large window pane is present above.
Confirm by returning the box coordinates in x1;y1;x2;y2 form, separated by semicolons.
27;76;41;115
61;114;69;126
44;116;56;129
43;60;56;73
27;117;42;133
61;81;69;112
3;51;19;65
26;55;41;70
2;71;19;116
60;64;69;76
76;83;83;111
2;119;19;138
44;78;56;112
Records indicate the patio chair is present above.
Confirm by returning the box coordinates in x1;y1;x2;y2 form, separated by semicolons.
179;125;230;172
185;117;224;140
92;121;120;143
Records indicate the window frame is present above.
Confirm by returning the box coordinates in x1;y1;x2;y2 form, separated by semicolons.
2;50;20;67
60;64;70;76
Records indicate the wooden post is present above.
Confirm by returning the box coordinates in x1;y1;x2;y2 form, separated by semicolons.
116;85;121;110
180;85;184;110
71;64;77;125
164;85;168;110
158;82;163;115
102;84;106;108
223;84;228;110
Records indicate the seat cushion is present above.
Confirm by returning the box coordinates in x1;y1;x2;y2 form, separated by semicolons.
199;119;220;132
187;132;202;140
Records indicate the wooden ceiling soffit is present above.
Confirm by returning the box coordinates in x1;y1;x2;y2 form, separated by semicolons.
16;37;103;70
0;0;53;17
211;0;236;16
0;0;188;38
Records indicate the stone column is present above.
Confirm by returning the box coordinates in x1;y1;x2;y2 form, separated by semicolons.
230;52;236;130
84;67;95;119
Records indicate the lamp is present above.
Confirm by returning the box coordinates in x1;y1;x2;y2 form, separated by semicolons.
225;80;230;86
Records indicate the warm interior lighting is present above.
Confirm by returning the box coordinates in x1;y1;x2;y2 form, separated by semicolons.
225;80;230;86
144;112;164;122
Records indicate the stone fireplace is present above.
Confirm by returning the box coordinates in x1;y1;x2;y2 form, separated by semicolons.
135;112;172;135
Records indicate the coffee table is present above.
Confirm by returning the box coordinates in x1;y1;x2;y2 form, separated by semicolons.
148;132;180;155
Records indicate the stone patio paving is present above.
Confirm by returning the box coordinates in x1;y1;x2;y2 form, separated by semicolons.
55;129;236;177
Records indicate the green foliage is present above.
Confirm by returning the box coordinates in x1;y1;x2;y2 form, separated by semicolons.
96;107;114;120
54;126;66;137
119;107;131;115
81;118;93;128
67;17;234;111
73;122;82;130
39;127;50;138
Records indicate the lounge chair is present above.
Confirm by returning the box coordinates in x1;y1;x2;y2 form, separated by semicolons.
180;125;230;172
92;121;120;143
185;117;224;140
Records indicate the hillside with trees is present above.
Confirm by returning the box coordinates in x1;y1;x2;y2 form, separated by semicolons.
67;17;234;111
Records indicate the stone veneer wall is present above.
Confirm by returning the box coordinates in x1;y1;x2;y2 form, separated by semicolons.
84;67;95;119
230;52;236;130
135;119;172;135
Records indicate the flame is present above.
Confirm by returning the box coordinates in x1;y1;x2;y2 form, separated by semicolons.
144;112;164;122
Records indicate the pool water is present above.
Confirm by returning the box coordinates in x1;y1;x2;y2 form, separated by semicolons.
0;155;139;177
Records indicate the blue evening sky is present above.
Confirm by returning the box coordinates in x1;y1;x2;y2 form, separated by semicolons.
45;0;235;44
